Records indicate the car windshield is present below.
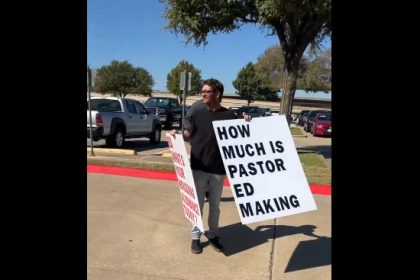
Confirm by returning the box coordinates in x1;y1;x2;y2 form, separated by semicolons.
145;98;170;107
317;114;331;121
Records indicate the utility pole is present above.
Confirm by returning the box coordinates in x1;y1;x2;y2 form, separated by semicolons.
87;66;95;156
180;71;192;135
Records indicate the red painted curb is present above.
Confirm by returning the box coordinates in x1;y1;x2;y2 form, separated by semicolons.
87;164;177;181
309;184;331;196
87;164;331;196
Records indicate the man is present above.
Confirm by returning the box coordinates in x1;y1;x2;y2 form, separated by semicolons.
183;99;210;202
183;98;205;134
171;78;250;254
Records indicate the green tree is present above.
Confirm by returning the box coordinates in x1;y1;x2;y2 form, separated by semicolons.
129;67;155;96
259;86;279;101
255;44;308;92
255;44;331;94
255;44;286;91
166;60;202;103
95;60;154;97
233;63;262;106
161;0;331;122
300;48;331;92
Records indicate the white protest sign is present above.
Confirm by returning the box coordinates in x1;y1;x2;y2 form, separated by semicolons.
212;115;317;224
166;133;204;232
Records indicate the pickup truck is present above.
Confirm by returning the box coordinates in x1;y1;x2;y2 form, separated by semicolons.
87;97;162;148
144;97;184;129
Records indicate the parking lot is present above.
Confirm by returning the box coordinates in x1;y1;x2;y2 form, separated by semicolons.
87;123;331;168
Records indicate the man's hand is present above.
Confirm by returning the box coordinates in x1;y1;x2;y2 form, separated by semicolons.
169;129;192;142
183;130;192;142
242;112;252;122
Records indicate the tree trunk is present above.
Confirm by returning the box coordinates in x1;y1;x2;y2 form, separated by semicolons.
279;56;300;125
274;13;325;126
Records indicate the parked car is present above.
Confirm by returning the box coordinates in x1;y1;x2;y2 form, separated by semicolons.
290;113;298;123
228;106;240;117
236;106;264;118
298;110;309;126
87;97;162;147
260;108;272;117
144;97;184;129
311;112;332;136
303;110;329;132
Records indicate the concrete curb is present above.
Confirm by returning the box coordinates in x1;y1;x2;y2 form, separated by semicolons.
87;155;174;167
86;147;136;155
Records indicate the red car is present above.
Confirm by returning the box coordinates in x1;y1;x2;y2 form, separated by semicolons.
311;112;332;136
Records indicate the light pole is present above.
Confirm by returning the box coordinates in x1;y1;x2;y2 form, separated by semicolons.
87;66;95;156
180;71;191;135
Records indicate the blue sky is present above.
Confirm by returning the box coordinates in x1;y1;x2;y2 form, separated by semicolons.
88;0;330;98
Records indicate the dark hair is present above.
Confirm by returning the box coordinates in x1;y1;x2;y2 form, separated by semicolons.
202;78;224;101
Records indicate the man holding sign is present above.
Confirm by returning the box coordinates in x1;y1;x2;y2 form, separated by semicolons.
171;78;251;254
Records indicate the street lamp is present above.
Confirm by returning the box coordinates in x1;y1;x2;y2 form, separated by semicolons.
87;66;94;156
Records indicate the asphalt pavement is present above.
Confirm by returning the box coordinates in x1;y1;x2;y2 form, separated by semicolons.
87;125;331;169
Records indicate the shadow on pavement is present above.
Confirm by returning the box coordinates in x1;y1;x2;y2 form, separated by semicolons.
285;236;331;272
297;145;331;159
220;197;235;202
123;139;168;153
88;138;169;153
216;223;330;271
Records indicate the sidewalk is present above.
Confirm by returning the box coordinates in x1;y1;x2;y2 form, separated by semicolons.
88;172;331;280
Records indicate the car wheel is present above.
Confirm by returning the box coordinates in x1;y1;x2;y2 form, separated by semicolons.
114;129;125;147
106;128;125;148
165;117;172;129
149;125;161;144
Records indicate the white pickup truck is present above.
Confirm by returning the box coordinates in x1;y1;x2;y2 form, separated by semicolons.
87;97;162;147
